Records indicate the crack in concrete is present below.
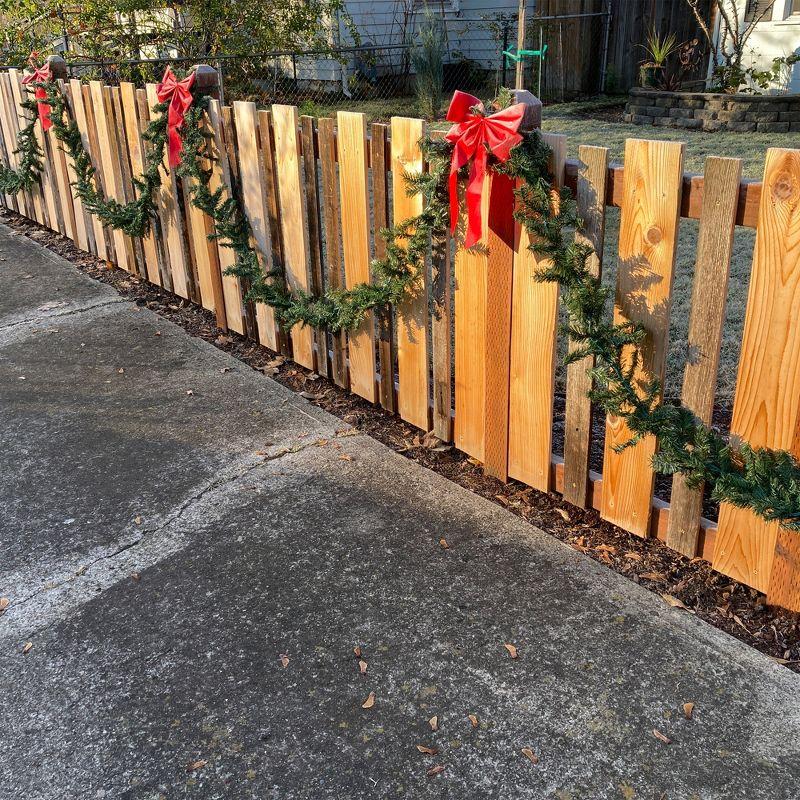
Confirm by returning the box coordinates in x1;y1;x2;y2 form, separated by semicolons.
0;297;127;332
2;433;363;638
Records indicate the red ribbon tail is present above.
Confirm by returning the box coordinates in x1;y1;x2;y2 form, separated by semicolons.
167;126;183;168
464;148;487;249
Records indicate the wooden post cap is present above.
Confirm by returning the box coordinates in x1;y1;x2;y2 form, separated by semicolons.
191;64;220;98
509;88;542;130
45;55;68;80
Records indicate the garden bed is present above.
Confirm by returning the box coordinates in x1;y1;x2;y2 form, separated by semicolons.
623;88;800;133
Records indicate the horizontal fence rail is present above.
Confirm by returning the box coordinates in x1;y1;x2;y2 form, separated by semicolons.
2;70;800;609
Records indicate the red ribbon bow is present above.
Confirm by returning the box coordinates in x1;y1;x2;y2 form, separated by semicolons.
445;90;526;248
21;61;53;132
156;66;196;168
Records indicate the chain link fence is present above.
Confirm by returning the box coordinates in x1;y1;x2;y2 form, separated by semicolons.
5;11;611;120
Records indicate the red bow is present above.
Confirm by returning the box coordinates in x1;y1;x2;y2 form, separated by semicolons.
156;66;196;168
445;91;526;248
21;62;53;132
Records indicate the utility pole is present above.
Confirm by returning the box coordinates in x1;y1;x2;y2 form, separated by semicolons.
515;0;526;89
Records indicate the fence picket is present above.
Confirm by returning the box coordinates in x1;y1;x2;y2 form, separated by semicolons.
145;82;189;295
508;133;567;492
600;138;685;538
666;156;741;557
371;122;395;412
713;148;800;599
81;84;112;261
233;101;278;350
61;82;91;252
336;110;377;402
562;144;609;508
272;104;315;368
0;73;19;213
206;99;244;334
317;117;348;389
392;117;429;431
454;179;488;462
301;114;329;377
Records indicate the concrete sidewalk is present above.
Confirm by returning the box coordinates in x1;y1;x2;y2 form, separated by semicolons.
1;225;798;800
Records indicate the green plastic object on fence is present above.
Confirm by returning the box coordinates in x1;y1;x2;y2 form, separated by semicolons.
502;44;548;65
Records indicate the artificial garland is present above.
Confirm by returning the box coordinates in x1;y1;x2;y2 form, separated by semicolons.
0;95;44;195
6;67;800;529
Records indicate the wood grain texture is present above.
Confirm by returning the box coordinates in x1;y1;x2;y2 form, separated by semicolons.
712;148;800;598
119;83;161;284
301;115;329;378
48;89;76;240
508;133;567;492
72;80;106;259
272;104;315;368
666;156;741;557
0;73;20;213
233;101;278;350
430;187;452;443
392;116;429;430
371;122;395;412
259;110;290;354
336;110;377;402
81;83;111;262
600;138;685;537
318;117;349;389
91;81;132;271
563;145;609;508
61;82;91;252
454;178;489;462
145;82;189;295
6;71;32;220
206;100;244;333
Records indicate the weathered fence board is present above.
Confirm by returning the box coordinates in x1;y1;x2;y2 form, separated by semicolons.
600;138;685;538
318;117;348;390
508;132;567;492
62;82;91;252
336;110;377;402
562;144;609;508
714;149;800;596
391;117;429;432
666;156;741;558
233;101;278;350
272;104;314;369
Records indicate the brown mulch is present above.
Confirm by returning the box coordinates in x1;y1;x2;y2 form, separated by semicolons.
6;209;800;673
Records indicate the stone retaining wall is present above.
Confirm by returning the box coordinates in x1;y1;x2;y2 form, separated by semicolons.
623;88;800;133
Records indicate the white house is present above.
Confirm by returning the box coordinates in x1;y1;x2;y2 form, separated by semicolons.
711;0;800;92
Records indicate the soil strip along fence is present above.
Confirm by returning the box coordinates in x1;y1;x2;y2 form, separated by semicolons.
2;68;799;610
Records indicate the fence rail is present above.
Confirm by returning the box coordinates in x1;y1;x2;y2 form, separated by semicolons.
2;68;800;609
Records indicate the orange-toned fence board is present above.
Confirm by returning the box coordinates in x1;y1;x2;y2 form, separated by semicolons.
272;104;314;368
336;111;377;402
0;73;20;213
713;148;800;598
61;82;91;252
508;132;566;492
207;99;244;334
600;138;685;538
666;156;741;557
145;82;190;295
391;116;429;431
562;144;609;508
233;101;278;350
454;179;489;462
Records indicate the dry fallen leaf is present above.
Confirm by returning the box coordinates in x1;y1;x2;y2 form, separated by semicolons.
555;508;570;522
187;759;207;772
117;367;125;374
439;538;449;550
359;659;368;675
624;551;642;561
339;454;353;462
426;765;446;778
279;654;290;669
428;715;439;732
353;646;362;658
640;571;666;582
185;390;194;396
134;515;143;525
521;747;539;765
361;691;376;709
416;744;438;755
683;702;694;720
131;572;141;582
22;642;32;654
661;594;689;611
468;714;478;728
0;597;9;613
652;729;671;744
504;643;519;659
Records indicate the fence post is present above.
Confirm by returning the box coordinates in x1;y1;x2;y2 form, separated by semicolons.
501;22;509;88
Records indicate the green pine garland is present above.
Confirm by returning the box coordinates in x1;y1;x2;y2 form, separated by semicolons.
0;94;44;194
7;71;800;531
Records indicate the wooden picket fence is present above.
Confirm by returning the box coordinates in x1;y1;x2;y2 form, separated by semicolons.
1;67;799;609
